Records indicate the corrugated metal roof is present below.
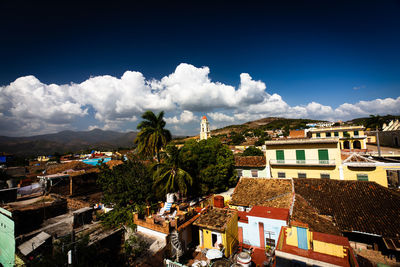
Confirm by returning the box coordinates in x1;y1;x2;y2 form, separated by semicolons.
18;231;51;256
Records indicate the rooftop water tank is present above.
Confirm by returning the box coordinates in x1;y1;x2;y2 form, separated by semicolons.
236;251;251;267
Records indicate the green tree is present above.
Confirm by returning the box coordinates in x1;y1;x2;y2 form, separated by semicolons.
152;145;193;197
179;138;236;195
242;146;264;156
97;158;153;227
134;111;172;162
229;131;245;145
365;114;388;130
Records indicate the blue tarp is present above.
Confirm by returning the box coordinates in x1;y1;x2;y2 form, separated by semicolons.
17;183;43;196
0;156;6;163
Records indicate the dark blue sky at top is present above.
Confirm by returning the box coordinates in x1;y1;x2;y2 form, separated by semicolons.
1;0;399;108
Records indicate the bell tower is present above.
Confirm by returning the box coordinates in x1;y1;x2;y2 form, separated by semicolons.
200;116;210;140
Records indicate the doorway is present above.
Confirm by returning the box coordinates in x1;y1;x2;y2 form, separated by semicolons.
343;141;350;149
353;140;361;149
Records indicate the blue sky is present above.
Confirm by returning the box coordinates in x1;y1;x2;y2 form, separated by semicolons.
0;1;399;136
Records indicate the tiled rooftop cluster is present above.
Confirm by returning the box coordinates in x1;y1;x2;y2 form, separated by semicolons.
234;156;266;168
230;178;292;208
193;207;236;232
293;179;400;238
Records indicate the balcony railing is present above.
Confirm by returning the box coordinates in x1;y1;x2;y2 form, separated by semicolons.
270;159;336;166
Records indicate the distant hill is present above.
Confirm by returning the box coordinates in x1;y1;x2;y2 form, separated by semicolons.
210;117;327;136
0;129;138;156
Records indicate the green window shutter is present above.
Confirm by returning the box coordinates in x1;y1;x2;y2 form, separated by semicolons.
276;150;284;163
334;132;339;137
296;150;305;163
326;132;331;137
316;133;321;138
318;149;329;164
354;131;359;136
357;174;368;181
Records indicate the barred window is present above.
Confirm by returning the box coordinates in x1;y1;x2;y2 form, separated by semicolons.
320;173;330;179
298;173;307;178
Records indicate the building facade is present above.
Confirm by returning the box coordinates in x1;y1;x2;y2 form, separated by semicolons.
264;139;397;187
275;221;358;267
238;206;289;250
193;207;238;257
265;138;342;180
308;125;367;150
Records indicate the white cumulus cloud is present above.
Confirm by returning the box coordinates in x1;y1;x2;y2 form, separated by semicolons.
0;63;399;136
165;110;197;124
208;112;235;122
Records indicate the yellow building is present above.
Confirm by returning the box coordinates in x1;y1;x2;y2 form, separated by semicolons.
37;155;50;162
265;139;400;187
265;138;341;180
193;207;238;257
309;125;367;150
341;153;400;187
276;221;358;266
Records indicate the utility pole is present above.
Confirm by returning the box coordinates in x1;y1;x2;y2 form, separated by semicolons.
376;126;381;157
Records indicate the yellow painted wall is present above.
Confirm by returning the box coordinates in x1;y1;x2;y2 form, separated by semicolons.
199;228;215;250
366;135;376;143
223;211;238;257
285;226;298;247
311;129;365;139
311;128;366;149
270;165;339;179
343;165;390;187
198;211;238;257
266;142;341;179
313;240;346;258
285;226;312;250
266;143;341;163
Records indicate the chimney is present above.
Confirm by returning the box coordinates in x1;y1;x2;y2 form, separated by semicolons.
214;195;224;208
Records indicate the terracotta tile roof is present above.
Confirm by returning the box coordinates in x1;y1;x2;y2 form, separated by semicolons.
234;156;266;168
289;130;306;138
293;179;400;238
105;160;124;169
193;207;236;232
230;178;292;208
291;194;341;235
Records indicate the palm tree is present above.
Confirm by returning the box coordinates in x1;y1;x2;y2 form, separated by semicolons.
152;146;193;196
134;111;172;162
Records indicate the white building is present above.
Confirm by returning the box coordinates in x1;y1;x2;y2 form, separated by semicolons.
200;115;211;140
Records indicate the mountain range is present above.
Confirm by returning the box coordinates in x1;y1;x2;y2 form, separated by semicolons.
1;115;398;156
0;129;137;156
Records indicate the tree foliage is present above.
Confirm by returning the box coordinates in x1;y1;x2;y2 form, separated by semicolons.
242;146;264;156
229;131;245;145
97;158;153;227
179;138;236;195
152;145;193;197
134;111;172;162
